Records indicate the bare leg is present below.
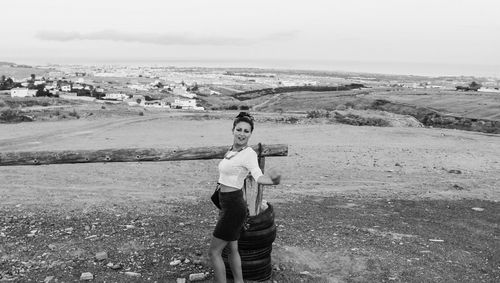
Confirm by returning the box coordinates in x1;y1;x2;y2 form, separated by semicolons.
227;240;244;283
209;236;228;283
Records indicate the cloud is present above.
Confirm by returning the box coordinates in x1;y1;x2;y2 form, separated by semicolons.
35;30;298;46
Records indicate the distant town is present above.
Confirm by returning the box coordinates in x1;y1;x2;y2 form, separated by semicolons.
1;61;499;112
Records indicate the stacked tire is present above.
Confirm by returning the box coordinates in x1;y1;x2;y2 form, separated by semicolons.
222;203;276;281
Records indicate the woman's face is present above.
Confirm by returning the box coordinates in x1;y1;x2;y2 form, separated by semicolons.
232;121;252;147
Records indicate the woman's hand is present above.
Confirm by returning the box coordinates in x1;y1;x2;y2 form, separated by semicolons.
256;167;282;186
267;168;281;185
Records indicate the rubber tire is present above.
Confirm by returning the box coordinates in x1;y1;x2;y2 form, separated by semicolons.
245;203;275;232
222;245;272;261
222;202;277;281
223;256;270;269
225;257;272;281
238;224;277;250
243;262;272;281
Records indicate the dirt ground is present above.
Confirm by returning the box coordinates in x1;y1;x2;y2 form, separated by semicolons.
0;110;499;282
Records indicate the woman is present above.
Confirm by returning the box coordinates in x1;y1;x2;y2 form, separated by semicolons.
209;112;281;283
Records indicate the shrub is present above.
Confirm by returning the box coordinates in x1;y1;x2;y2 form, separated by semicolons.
0;109;34;123
68;109;80;118
275;116;300;124
344;102;356;109
284;116;299;124
333;112;390;127
0;108;20;122
306;110;330;119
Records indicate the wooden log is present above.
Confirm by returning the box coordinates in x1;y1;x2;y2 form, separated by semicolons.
0;144;288;166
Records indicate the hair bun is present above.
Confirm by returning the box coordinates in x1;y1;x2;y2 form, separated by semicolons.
236;112;252;118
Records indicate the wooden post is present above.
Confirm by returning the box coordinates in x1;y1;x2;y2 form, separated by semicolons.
243;176;257;216
243;143;269;216
255;143;265;215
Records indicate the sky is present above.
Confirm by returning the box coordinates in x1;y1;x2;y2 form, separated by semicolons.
1;0;500;77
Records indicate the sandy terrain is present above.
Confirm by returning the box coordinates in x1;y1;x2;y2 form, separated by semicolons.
1;112;499;282
1;112;499;206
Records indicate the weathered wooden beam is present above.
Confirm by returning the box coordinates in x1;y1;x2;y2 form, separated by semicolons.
255;144;266;215
0;144;288;166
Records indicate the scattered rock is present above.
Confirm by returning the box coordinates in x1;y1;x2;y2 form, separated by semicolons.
189;273;207;281
176;278;186;283
80;272;93;280
48;244;56;250
170;259;181;266
300;271;311;276
44;276;55;283
124;271;141;277
95;251;108;261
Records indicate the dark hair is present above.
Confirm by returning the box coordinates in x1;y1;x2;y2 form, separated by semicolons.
232;112;254;132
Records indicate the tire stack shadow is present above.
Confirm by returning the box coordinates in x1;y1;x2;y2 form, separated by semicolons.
222;203;277;281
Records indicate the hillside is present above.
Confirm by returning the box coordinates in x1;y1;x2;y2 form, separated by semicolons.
0;65;49;79
233;87;500;133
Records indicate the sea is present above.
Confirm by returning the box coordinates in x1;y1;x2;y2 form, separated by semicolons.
9;57;500;79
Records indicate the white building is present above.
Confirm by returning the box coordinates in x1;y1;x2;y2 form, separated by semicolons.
104;93;129;100
478;87;500;93
128;84;150;91
10;88;37;98
61;85;72;92
142;100;170;108
72;84;84;90
172;99;204;110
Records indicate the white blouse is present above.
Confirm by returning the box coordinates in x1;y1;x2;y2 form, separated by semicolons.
218;147;263;189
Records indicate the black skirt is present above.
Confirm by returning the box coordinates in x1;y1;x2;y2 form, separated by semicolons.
213;189;248;241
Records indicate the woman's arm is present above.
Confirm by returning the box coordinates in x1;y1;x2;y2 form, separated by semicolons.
244;149;281;186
